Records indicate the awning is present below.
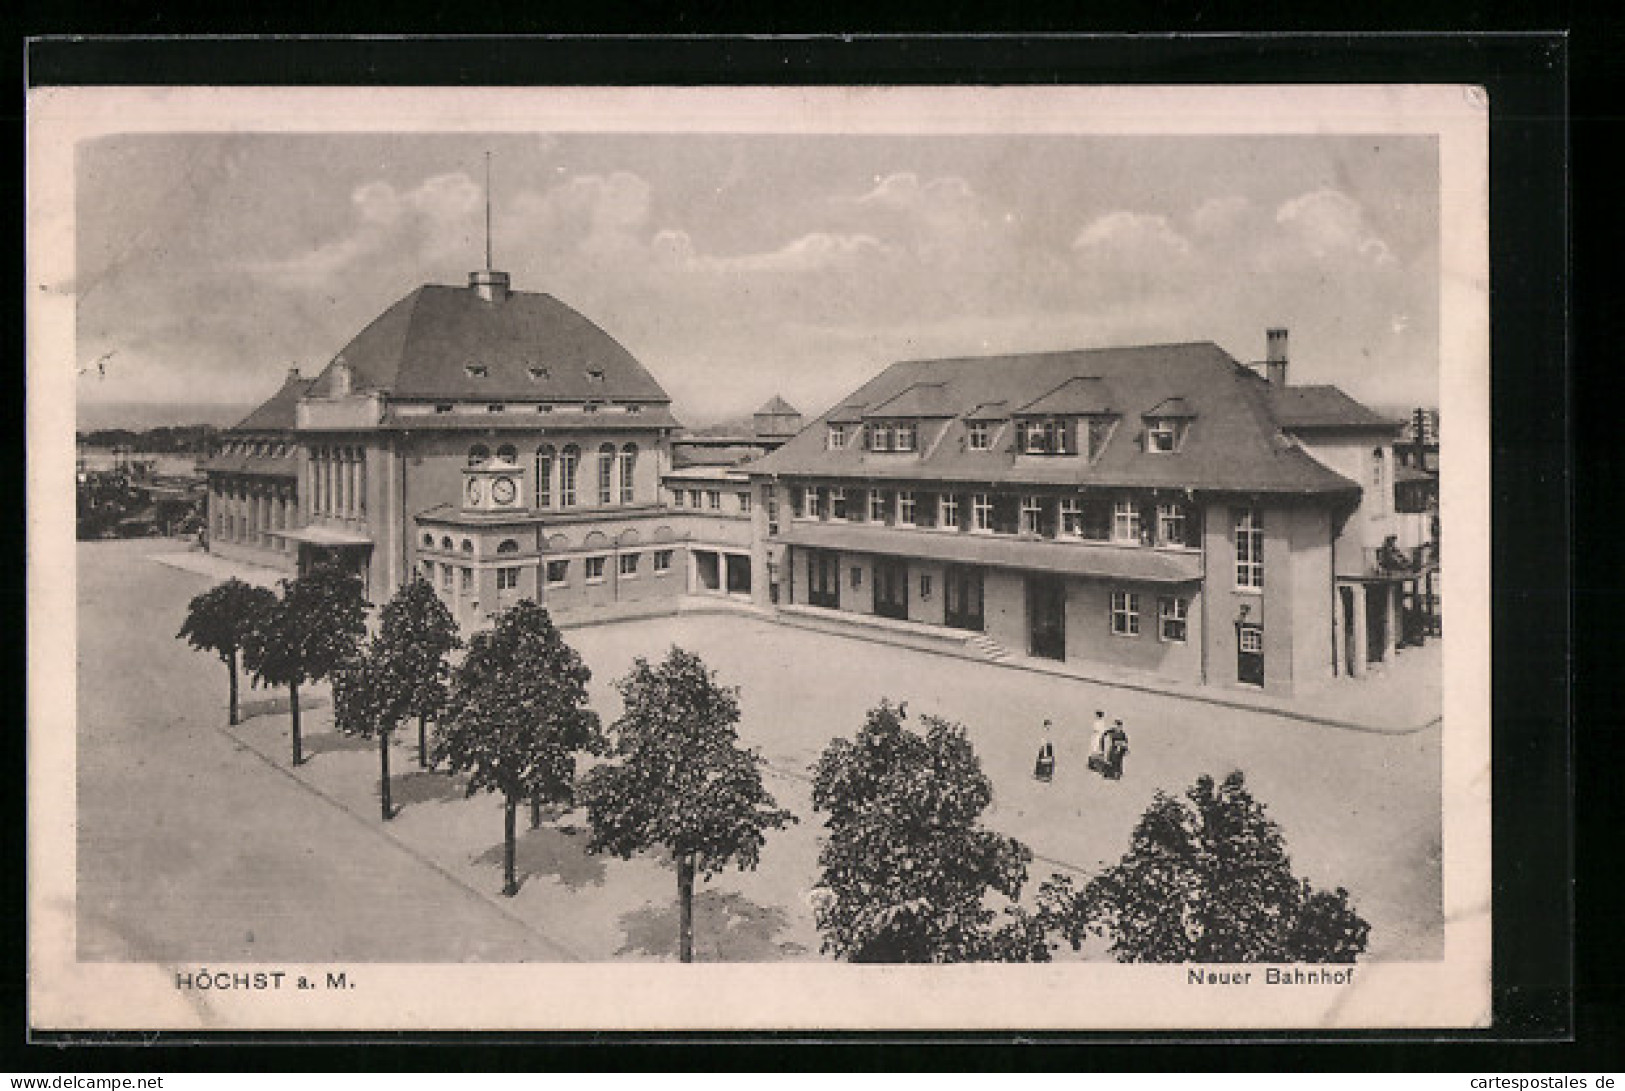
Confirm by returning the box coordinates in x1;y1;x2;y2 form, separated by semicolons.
277;525;374;547
777;521;1203;583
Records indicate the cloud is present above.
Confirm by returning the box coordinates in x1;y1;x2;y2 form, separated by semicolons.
1073;211;1193;257
651;229;890;274
1187;195;1251;237
1275;188;1395;265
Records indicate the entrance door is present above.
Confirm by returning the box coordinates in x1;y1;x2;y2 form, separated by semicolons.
1365;585;1387;664
807;549;840;608
944;565;985;632
874;557;909;620
1027;576;1066;660
1236;621;1265;686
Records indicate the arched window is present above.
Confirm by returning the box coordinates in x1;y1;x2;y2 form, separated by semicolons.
497;539;519;554
468;444;490;466
441;536;454;550
461;539;475;554
618;443;638;505
598;443;616;505
536;445;555;508
422;532;435;548
559;445;579;507
495;443;517;463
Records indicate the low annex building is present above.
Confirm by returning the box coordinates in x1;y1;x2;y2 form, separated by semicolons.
748;330;1416;695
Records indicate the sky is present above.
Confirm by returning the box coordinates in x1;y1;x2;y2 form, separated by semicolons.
73;131;1439;430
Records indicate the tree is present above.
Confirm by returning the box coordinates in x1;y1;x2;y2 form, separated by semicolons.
176;578;276;725
1037;770;1371;963
331;639;412;821
809;700;1049;963
374;576;461;770
434;600;601;897
242;563;368;766
578;647;794;962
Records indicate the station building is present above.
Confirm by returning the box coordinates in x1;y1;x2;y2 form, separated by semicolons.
748;331;1414;696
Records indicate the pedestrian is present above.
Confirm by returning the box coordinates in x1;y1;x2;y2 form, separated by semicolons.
1087;709;1111;776
1104;720;1130;780
1033;719;1056;783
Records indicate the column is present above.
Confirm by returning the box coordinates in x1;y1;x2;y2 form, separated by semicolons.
1331;584;1345;677
1348;583;1368;678
1383;584;1399;661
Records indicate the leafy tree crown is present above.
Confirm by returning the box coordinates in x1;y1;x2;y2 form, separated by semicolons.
376;576;462;721
177;578;275;662
242;564;369;689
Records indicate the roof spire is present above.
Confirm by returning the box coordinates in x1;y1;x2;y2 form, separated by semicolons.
469;151;510;303
484;150;493;272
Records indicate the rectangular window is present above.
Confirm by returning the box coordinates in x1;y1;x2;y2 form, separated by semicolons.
739;491;752;514
1158;596;1188;642
767;492;780;534
828;424;846;450
1113;498;1142;543
654;549;673;574
1239;626;1263;653
1110;590;1141;636
537;454;552;508
972;493;993;532
791;487;806;518
598;453;614;505
1148;419;1178;453
871;423;892;451
968;421;990;451
830;487;846;520
1235;508;1264;589
870;490;890;523
894;422;917;451
673;489;685;507
898;490;917;526
585;556;606;583
940;493;960;529
619;553;639;577
421;559;434;580
497;567;520;591
920;573;933;599
560;450;578;507
1020;495;1044;535
914;491;936;528
1060;497;1083;537
546;559;569;586
707;490;721;510
689;489;703;509
1157;502;1188;547
851;566;862;589
461;567;474;593
619;453;635;505
441;564;453;592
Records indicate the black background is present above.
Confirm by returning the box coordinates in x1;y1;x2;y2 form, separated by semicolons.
11;25;1595;1072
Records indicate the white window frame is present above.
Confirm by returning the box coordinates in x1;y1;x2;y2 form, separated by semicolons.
827;424;846;450
546;559;570;586
1157;502;1187;547
830;487;846;521
460;567;474;593
1148;418;1179;453
707;490;721;511
869;490;889;523
1020;495;1044;535
1060;496;1083;537
1235;508;1264;590
1158;596;1188;643
871;422;893;451
1112;498;1142;543
894;422;917;452
939;493;960;529
497;567;521;591
689;489;702;509
739;491;752;514
673;489;685;507
898;490;917;526
619;552;640;578
1110;590;1141;637
584;556;607;584
967;421;990;451
972;493;993;533
1239;626;1264;654
653;549;673;575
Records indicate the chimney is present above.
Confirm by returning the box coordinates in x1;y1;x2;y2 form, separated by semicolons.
470;269;510;304
1265;327;1289;386
286;366;302;384
330;358;353;397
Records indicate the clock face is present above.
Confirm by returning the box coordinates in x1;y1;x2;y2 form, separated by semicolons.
465;478;484;505
492;476;517;505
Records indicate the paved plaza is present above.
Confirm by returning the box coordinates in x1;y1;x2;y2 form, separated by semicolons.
74;539;1444;964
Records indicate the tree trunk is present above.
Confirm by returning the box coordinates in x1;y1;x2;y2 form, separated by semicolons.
678;852;695;963
227;653;240;725
379;728;392;821
501;795;518;897
417;713;428;770
289;680;303;766
530;792;542;830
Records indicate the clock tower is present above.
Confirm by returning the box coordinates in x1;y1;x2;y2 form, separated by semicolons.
462;453;526;513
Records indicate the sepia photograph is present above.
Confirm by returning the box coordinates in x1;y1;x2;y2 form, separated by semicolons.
27;84;1490;1031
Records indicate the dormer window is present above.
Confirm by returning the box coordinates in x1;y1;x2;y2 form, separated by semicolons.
1086;417;1114;460
527;365;550;382
894;422;917;452
624;403;642;414
967;421;990;451
536;404;554;413
1017;419;1072;455
582;402;601;414
585;367;606;384
827;424;847;450
870;422;892;451
1147;418;1181;453
465;364;488;379
435;404;454;414
487;403;506;413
